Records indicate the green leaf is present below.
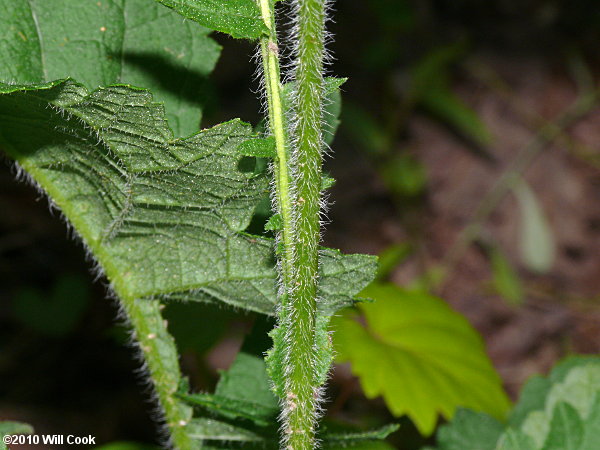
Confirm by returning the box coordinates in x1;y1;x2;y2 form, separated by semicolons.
421;85;492;147
0;80;266;304
496;429;537;450
323;77;347;145
380;153;427;197
0;421;33;435
182;347;396;447
321;173;336;190
436;408;504;450
180;351;278;426
322;424;399;444
155;0;268;39
0;0;220;137
509;376;552;428
546;365;600;420
179;392;277;426
513;179;555;273
237;136;276;157
580;396;600;450
332;282;510;436
489;246;524;306
540;402;583;450
0;80;374;316
265;213;283;231
185;418;268;442
0;421;34;450
406;43;493;149
435;357;600;450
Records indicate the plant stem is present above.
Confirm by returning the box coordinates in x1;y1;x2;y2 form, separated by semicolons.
256;0;295;288
286;0;327;447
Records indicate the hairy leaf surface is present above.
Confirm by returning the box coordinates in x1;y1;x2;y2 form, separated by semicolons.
0;79;375;315
1;0;220;136
155;0;268;39
332;282;511;435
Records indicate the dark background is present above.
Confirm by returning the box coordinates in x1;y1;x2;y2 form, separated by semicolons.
1;0;599;448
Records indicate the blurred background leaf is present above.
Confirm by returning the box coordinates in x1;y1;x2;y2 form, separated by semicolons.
513;179;556;273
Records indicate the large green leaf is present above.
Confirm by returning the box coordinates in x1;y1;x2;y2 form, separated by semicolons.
1;0;220;136
0;79;374;315
332;282;511;436
155;0;268;39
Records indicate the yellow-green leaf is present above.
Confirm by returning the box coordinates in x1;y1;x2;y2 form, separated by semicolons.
332;282;511;435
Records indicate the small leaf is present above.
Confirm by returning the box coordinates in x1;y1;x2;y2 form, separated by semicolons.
155;0;268;39
513;179;555;273
0;421;34;450
179;392;277;426
580;396;600;450
214;352;279;418
436;408;504;450
421;86;492;148
332;283;510;436
238;136;276;158
323;77;347;145
380;153;427;198
322;424;399;444
0;421;33;435
489;246;524;306
321;173;337;190
265;214;283;231
546;365;600;420
185;418;268;442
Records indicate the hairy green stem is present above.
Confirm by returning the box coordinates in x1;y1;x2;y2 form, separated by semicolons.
285;0;327;447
